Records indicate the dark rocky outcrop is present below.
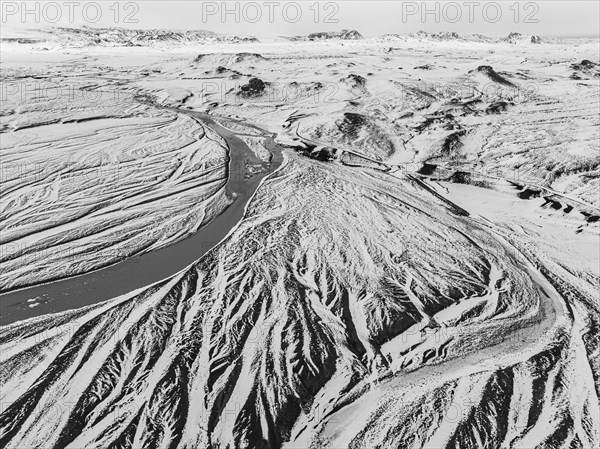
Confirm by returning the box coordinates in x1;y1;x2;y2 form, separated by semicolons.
474;66;516;87
531;35;543;44
342;74;367;89
570;60;600;79
486;101;511;114
239;78;266;97
309;29;363;40
289;29;363;41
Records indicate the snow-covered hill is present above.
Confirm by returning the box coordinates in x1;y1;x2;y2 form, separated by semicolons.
0;25;257;49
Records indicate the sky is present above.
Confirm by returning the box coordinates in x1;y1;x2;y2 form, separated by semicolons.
1;1;599;38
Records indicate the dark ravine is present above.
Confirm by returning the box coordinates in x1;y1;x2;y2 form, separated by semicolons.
0;109;285;326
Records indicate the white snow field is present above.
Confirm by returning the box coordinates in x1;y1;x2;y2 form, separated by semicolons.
0;27;598;449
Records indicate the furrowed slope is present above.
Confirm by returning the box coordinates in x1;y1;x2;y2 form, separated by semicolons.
1;153;597;448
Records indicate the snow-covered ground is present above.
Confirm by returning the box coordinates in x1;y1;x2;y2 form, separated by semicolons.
1;51;232;291
0;26;598;449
